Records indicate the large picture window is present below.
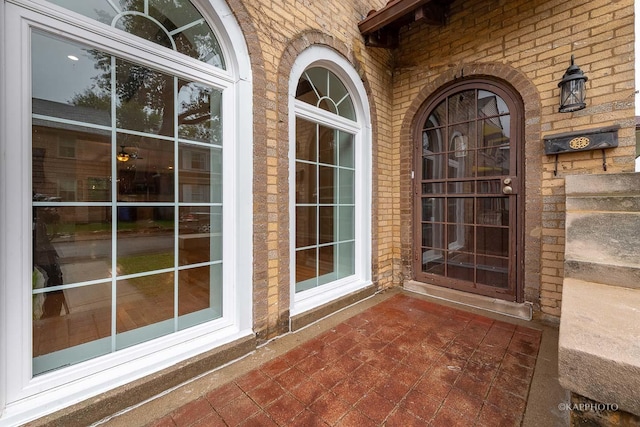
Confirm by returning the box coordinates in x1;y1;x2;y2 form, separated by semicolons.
31;31;224;374
290;48;372;314
1;0;251;424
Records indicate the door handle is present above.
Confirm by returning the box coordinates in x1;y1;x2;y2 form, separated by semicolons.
502;185;513;194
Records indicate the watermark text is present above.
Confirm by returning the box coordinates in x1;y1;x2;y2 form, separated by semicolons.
558;402;619;412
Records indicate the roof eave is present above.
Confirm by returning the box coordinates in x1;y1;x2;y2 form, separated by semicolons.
358;0;433;35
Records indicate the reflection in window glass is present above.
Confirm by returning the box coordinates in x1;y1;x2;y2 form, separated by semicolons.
178;264;222;330
479;117;510;148
31;31;224;375
338;131;354;168
295;118;316;162
479;90;509;115
32;32;112;126
295;162;317;205
116;60;174;136
117;135;175;201
425;100;446;130
33;206;113;284
115;15;173;49
448;90;476;123
32;283;112;373
117;207;175;275
178;206;222;265
115;273;175;349
295;206;317;248
179;143;222;203
476;255;508;288
178;81;223;145
33;126;111;202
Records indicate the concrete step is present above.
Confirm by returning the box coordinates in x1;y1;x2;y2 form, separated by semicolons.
565;173;640;290
558;278;640;416
559;173;640;418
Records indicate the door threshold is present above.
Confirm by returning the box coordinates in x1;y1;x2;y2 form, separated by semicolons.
404;280;532;320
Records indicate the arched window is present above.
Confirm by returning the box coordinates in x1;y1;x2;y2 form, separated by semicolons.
1;0;251;423
45;0;226;68
290;47;372;315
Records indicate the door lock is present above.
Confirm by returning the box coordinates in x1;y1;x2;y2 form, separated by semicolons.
502;177;513;194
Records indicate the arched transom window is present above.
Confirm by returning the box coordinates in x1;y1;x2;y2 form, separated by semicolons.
296;67;355;119
45;0;225;68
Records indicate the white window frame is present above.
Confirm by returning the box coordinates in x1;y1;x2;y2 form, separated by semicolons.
0;1;252;425
289;46;372;316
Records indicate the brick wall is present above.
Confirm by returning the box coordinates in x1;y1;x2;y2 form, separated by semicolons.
221;0;635;335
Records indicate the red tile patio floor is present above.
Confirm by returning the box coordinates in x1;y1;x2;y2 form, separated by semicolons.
147;294;542;426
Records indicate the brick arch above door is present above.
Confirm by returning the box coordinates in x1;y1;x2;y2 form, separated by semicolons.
398;62;543;307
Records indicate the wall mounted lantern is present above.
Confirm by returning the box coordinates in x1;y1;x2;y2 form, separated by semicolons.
558;55;588;113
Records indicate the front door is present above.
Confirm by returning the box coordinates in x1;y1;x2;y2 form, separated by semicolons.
414;80;522;301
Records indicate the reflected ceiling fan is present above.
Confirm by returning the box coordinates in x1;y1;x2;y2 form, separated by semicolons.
116;145;143;162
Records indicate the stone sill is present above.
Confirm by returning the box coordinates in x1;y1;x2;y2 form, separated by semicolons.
403;280;532;320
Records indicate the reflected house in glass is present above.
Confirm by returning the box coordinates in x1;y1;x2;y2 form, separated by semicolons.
32;97;220;227
477;95;510;179
32;98;112;206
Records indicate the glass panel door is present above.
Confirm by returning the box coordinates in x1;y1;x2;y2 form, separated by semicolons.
415;86;519;301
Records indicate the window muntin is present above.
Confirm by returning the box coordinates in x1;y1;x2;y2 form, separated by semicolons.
31;31;223;374
296;67;355;120
45;0;226;68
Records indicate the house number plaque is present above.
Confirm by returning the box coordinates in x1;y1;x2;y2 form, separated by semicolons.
543;125;619;175
568;136;590;150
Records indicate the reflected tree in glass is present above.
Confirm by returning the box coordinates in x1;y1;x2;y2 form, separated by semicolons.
70;61;220;145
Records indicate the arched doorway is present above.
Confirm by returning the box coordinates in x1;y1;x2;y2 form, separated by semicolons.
414;78;523;301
